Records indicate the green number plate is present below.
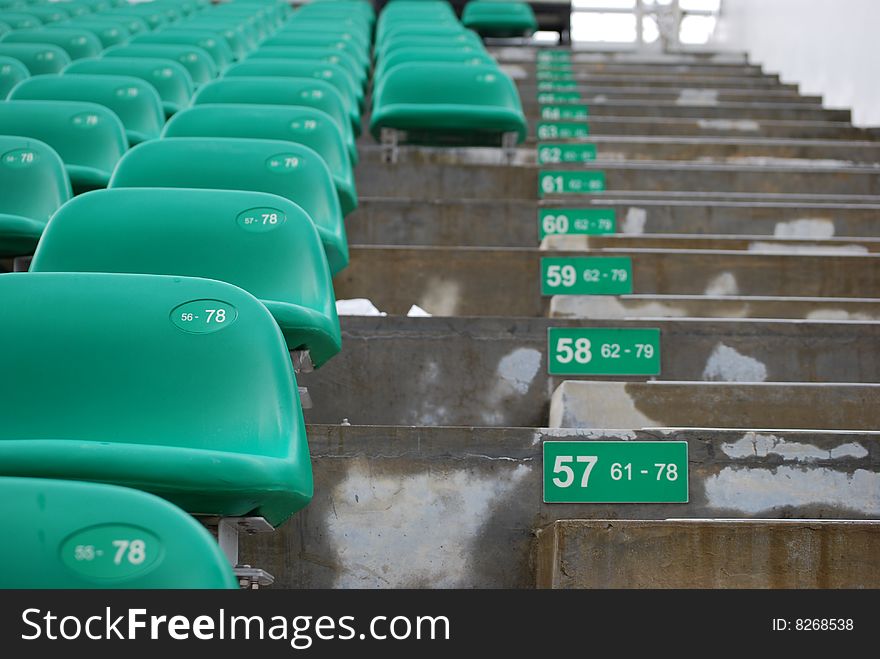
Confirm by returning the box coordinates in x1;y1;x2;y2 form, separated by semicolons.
537;91;582;103
540;105;589;121
536;71;574;81
537;81;578;91
543;441;689;503
537;143;597;164
61;525;162;579
536;120;590;139
538;208;616;239
548;328;660;375
537;50;571;62
539;170;606;196
541;256;632;295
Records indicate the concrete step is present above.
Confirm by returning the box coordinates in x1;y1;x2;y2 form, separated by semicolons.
536;520;880;588
511;72;797;90
514;63;772;77
542;233;880;253
515;85;821;105
528;136;880;164
549;294;880;320
521;99;850;122
301;317;880;427
356;157;880;198
334;247;880;313
347;198;880;246
240;425;880;588
550;381;880;430
492;49;751;66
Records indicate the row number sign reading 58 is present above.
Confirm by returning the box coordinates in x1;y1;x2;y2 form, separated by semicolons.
543;441;688;503
548;328;660;376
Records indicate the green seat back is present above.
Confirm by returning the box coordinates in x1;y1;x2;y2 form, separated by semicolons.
0;54;28;98
287;15;372;37
110;137;349;273
161;24;244;61
0;272;313;526
23;6;71;24
225;57;362;113
248;45;364;87
0;12;42;30
164;104;356;215
462;1;538;37
0;100;126;193
0;477;238;589
55;20;131;48
371;61;527;143
193;76;358;160
375;45;495;84
70;13;150;36
103;8;171;30
132;29;234;70
276;23;370;51
32;188;342;364
377;31;484;60
1;27;102;59
207;7;270;38
64;56;194;117
9;74;164;144
260;34;368;72
104;43;216;87
183;17;258;51
0;43;70;74
0;134;70;256
378;22;470;45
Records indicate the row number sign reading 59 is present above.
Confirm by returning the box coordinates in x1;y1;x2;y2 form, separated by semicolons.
541;256;633;295
543;441;688;503
548;328;660;376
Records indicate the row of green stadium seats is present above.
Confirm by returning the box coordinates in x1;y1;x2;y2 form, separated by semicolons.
0;0;371;590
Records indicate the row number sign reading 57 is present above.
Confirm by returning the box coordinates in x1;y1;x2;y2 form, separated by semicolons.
548;328;660;376
543;441;688;503
541;257;633;295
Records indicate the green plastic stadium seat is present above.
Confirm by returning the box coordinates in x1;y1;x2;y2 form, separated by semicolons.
24;6;70;24
208;8;269;38
225;57;362;112
33;188;343;363
376;31;484;60
276;24;370;52
462;1;538;37
0;477;238;589
0;100;126;193
374;45;495;84
72;14;150;37
110;137;349;274
0;12;42;30
164;104;357;214
0;43;70;74
192;76;358;160
371;62;527;145
286;16;371;39
64;56;193;117
55;20;131;48
248;46;365;87
161;24;245;60
0;54;28;98
104;43;216;87
0;135;70;256
182;19;256;53
9;74;164;144
0;272;313;527
1;27;102;60
378;23;471;44
0;21;11;36
132;29;233;70
103;8;170;31
260;34;368;73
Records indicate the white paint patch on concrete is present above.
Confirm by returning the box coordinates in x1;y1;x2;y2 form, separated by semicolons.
482;348;542;425
533;428;641;444
549;381;659;429
421;278;460;317
336;298;387;316
702;343;767;382
704;272;739;296
721;433;869;461
499;64;528;80
677;89;720;106
805;308;880;321
408;360;450;426
325;462;532;587
705;466;880;515
549;295;689;319
697;118;761;132
622;207;647;234
591;94;608;104
747;241;868;255
726;157;856;169
407;304;432;317
540;235;591;251
773;218;836;239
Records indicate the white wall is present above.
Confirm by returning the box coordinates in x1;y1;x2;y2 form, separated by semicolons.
712;0;880;127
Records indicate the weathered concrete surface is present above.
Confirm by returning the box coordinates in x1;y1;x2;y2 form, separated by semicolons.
542;233;880;253
520;63;770;77
355;157;880;198
492;49;751;66
549;294;880;320
239;425;880;588
517;73;796;90
516;85;821;105
334;247;880;315
346;198;880;246
549;381;880;430
536;520;880;588
301;317;880;427
521;99;849;122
